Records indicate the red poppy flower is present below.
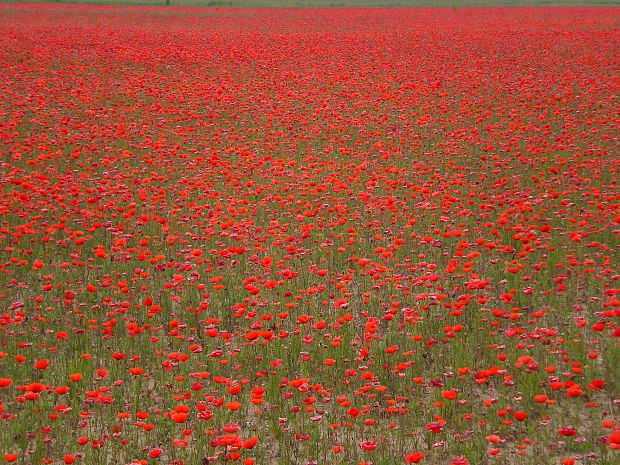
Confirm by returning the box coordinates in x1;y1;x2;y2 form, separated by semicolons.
34;359;49;370
405;451;425;463
360;441;377;451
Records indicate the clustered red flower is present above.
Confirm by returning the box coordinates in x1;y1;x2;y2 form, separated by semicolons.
0;3;618;465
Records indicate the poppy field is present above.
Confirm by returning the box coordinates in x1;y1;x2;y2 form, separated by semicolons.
0;4;619;465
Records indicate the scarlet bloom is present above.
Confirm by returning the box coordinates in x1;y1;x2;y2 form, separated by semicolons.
608;431;620;445
426;421;444;433
442;390;458;400
227;402;241;411
148;448;162;458
34;359;49;370
63;454;76;464
216;434;243;448
486;434;502;443
227;384;242;395
3;454;19;463
559;426;576;437
222;423;240;433
243;436;259;449
171;412;188;423
0;379;13;388
588;379;605;391
566;384;584;397
405;451;425;463
360;441;377;451
534;394;547;403
27;383;45;393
